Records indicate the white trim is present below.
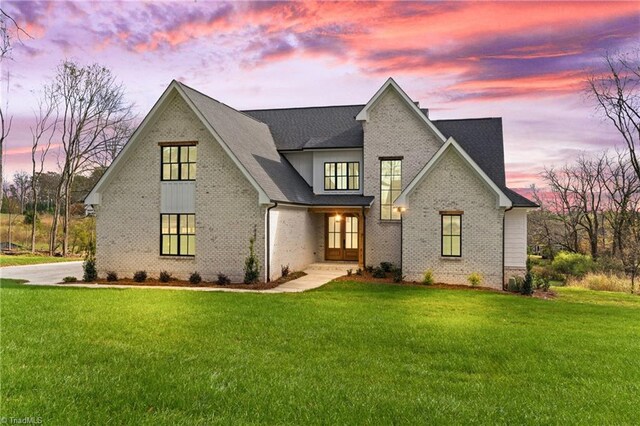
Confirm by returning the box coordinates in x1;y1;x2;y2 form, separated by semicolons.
394;137;512;209
85;81;270;206
355;77;446;142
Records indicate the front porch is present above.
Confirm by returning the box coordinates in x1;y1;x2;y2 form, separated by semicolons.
308;207;367;268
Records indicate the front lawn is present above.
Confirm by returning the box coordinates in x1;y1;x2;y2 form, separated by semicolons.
1;280;638;424
0;254;81;267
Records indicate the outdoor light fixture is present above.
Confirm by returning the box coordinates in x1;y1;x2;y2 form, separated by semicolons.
335;214;342;222
395;207;407;213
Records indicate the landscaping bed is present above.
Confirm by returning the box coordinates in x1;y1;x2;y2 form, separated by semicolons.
62;270;306;290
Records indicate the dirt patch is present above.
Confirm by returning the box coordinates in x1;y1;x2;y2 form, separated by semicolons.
61;271;307;290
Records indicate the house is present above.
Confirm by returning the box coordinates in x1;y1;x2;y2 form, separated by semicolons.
85;78;537;289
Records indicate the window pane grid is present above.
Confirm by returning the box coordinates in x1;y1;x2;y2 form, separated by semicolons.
441;214;461;257
380;160;402;220
161;145;197;181
161;214;195;256
324;162;359;190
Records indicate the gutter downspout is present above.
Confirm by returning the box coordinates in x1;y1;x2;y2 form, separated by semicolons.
266;202;278;282
502;205;513;290
362;206;366;269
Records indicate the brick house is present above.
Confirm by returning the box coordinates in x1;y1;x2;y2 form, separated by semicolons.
85;78;537;289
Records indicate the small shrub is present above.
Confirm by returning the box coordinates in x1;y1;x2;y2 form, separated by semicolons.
62;276;77;283
392;268;404;283
106;271;118;282
158;270;171;283
507;276;523;292
133;270;147;283
468;272;483;287
346;268;353;276
355;268;363;276
243;230;260;284
216;273;231;285
531;265;564;283
422;269;434;285
552;251;594;278
521;272;534;295
365;265;374;274
281;264;290;278
380;262;394;273
542;279;551;292
189;272;202;285
372;267;386;278
82;256;97;282
594;256;625;275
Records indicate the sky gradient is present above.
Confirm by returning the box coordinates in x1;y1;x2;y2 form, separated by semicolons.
2;0;639;188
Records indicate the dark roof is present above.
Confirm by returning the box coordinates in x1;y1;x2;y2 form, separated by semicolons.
243;105;364;151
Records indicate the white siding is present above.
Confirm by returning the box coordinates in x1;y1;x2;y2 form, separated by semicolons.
504;208;528;268
160;181;196;213
312;149;363;195
283;151;314;186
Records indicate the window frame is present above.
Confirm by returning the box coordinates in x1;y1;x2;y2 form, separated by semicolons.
160;144;197;181
160;213;196;257
323;161;360;191
441;213;462;258
380;158;402;221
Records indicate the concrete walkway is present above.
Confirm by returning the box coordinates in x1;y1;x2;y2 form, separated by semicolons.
1;261;83;284
2;261;353;293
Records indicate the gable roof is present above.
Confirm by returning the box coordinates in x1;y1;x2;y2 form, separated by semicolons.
355;77;447;142
394;137;513;209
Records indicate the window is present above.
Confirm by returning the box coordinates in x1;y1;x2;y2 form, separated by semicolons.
324;162;359;190
161;145;197;181
380;159;402;220
441;214;461;257
161;214;195;256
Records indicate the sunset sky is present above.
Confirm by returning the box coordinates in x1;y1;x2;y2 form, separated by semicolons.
2;0;639;188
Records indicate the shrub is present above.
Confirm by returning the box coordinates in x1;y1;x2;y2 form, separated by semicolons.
243;231;260;284
158;271;171;283
422;269;434;285
380;262;394;273
365;265;374;274
594;256;625;275
62;276;77;283
552;251;594;278
280;264;290;278
392;268;404;283
467;272;483;287
216;273;231;285
82;254;97;282
507;276;522;292
355;268;363;276
372;267;386;278
521;272;534;295
567;273;631;293
133;270;147;282
531;265;564;283
346;268;353;276
106;271;118;282
189;272;202;285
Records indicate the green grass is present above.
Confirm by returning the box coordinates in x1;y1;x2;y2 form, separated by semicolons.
1;280;639;424
0;254;81;267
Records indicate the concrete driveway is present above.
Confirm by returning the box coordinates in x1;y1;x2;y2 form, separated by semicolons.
0;261;84;284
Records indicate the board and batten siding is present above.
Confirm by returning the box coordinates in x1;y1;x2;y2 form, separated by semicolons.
504;208;528;268
161;181;196;213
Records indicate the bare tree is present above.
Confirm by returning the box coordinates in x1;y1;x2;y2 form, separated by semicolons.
12;170;29;214
0;8;31;212
588;49;640;179
30;91;57;253
46;60;134;255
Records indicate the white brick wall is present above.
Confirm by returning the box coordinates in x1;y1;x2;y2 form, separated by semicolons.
269;206;320;280
96;93;265;283
362;88;442;267
402;147;505;289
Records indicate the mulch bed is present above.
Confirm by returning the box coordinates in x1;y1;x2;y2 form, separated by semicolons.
62;271;307;290
335;271;556;297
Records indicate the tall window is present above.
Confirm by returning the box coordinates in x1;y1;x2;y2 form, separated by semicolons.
161;214;196;256
441;214;462;257
380;159;402;220
162;145;197;181
324;162;359;190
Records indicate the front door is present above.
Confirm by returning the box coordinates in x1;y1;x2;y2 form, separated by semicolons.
325;214;359;261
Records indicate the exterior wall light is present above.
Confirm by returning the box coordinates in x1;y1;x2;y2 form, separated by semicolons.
335;214;342;222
